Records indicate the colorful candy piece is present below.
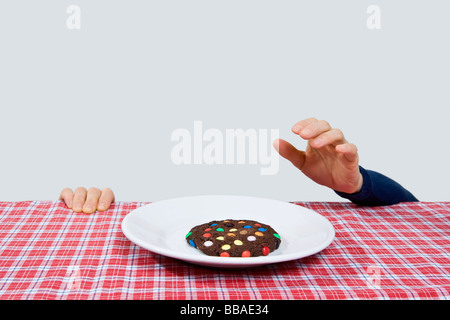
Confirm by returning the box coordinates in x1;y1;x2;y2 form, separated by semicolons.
262;246;270;256
204;241;213;247
241;250;251;257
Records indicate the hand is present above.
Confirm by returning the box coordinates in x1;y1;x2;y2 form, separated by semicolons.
59;187;115;214
273;118;363;194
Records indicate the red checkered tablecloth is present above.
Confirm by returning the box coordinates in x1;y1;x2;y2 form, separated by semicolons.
0;201;448;300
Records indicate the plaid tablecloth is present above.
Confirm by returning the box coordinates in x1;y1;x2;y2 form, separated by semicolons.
0;200;448;300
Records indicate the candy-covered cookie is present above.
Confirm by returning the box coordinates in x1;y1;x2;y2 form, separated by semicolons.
186;219;281;257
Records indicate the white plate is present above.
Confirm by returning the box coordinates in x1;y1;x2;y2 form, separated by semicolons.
121;195;335;268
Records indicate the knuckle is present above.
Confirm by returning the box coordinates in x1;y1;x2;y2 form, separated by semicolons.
333;128;344;137
319;120;331;128
61;187;72;193
75;186;87;193
88;187;101;194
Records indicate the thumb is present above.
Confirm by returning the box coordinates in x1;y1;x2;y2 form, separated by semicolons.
273;138;306;170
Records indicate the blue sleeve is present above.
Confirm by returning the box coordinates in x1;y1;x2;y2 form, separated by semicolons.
334;166;418;206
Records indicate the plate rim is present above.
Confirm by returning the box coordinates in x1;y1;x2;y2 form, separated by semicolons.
121;195;335;267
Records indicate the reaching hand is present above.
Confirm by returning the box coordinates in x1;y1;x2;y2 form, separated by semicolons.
274;118;363;194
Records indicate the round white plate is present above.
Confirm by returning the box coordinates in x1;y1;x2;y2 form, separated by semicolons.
121;195;335;268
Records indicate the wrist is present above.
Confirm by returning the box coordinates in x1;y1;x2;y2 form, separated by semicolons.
335;172;364;195
350;172;364;194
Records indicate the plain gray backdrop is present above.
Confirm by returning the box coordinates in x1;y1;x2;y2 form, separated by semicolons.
0;0;449;202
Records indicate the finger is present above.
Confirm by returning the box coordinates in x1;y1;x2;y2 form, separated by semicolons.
336;143;359;162
83;187;101;214
292;118;318;134
59;188;74;209
299;119;332;140
273;138;306;170
72;187;87;213
97;188;115;211
310;128;346;149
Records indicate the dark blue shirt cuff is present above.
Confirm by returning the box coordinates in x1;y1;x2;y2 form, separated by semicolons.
334;166;418;206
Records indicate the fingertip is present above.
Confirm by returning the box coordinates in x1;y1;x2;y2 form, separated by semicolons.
273;138;292;155
335;144;345;153
75;186;88;194
272;138;280;151
310;137;324;148
102;187;114;196
298;128;311;139
59;188;74;209
59;187;71;199
336;143;359;162
292;125;302;134
72;205;83;213
101;188;115;202
97;188;115;212
292;118;317;135
97;201;110;211
336;143;357;153
82;204;96;214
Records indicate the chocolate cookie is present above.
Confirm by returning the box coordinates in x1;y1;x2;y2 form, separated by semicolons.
185;219;281;257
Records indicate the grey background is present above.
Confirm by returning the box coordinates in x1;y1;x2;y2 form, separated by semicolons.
0;0;449;202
